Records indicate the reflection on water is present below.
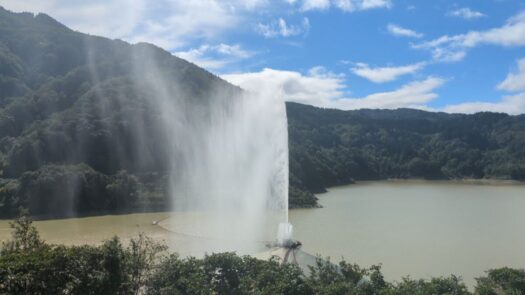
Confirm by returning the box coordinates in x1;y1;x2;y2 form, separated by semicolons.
1;180;524;287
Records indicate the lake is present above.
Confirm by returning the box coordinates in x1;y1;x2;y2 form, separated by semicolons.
290;181;525;287
1;180;524;287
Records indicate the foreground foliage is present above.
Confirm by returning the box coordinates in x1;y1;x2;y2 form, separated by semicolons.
1;214;525;294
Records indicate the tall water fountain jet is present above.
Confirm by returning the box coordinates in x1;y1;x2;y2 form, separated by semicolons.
129;45;290;254
170;91;290;253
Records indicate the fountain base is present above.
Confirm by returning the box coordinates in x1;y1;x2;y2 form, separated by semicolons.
256;239;318;274
267;239;302;251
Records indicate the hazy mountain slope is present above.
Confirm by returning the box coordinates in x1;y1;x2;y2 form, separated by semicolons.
0;7;310;218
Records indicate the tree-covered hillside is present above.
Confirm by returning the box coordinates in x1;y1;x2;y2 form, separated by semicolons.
0;7;244;218
0;7;318;218
1;7;525;218
287;102;525;195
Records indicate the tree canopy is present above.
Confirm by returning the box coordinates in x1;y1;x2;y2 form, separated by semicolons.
287;103;525;197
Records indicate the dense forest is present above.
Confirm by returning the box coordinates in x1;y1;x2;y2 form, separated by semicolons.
287;103;525;197
2;213;525;294
1;7;525;218
0;7;242;218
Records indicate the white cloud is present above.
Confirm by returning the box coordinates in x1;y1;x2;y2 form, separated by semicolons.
333;0;354;11
448;7;486;20
414;11;525;62
256;18;310;38
498;58;525;92
174;44;253;70
339;77;444;109
222;67;445;110
0;0;268;50
223;67;346;107
387;24;423;38
301;0;331;11
214;43;253;58
0;0;392;61
224;67;525;114
297;0;391;12
429;59;525;114
351;62;426;83
359;0;391;10
442;93;525;114
0;0;146;38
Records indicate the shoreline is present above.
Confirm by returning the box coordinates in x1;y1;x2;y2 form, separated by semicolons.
321;177;525;191
2;179;523;221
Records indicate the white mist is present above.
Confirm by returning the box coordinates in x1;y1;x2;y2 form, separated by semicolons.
128;46;290;254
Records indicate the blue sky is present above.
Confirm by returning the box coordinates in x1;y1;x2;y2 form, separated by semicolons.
2;0;525;113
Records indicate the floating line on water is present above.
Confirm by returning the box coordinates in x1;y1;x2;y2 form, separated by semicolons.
154;221;272;244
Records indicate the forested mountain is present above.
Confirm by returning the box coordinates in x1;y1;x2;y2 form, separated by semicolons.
1;7;525;218
287;103;525;195
0;7;244;217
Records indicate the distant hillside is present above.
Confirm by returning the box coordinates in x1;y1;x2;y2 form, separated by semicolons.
287;102;525;194
1;7;525;218
0;7;282;218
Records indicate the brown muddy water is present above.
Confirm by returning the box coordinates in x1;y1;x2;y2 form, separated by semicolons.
1;180;524;287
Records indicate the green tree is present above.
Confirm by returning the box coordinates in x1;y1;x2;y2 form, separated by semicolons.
1;208;44;253
475;268;525;295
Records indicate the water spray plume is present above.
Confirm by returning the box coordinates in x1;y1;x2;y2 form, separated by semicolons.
128;49;291;254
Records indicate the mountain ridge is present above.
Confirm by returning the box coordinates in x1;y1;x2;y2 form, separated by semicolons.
1;7;525;218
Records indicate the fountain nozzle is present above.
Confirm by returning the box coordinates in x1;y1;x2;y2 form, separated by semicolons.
269;222;301;249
